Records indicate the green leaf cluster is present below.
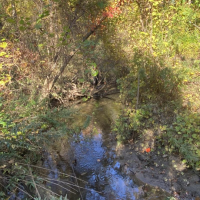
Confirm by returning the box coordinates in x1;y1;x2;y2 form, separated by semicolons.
165;112;200;169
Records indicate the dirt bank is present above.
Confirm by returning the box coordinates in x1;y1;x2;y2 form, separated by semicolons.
108;132;200;200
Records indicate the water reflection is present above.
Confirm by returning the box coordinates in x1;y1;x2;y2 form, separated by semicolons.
44;95;168;200
68;132;139;200
71;133;105;173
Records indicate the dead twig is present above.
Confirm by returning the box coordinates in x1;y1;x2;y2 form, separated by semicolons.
28;164;41;199
71;165;83;200
17;162;87;183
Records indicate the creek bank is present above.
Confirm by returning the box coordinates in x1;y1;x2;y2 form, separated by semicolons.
109;135;200;200
43;132;171;200
41;95;200;199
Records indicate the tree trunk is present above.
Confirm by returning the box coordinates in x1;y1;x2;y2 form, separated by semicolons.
40;16;107;101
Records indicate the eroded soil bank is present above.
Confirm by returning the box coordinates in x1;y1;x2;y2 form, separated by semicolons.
43;95;200;200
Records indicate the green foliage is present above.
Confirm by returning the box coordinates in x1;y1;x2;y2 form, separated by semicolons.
0;97;73;161
0;96;76;199
113;106;151;142
1;0;200;197
90;64;99;77
117;51;183;104
164;112;200;169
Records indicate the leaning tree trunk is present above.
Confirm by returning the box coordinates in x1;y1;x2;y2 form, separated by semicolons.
39;0;126;101
40;16;107;101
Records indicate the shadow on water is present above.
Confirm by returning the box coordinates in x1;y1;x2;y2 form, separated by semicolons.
43;95;170;200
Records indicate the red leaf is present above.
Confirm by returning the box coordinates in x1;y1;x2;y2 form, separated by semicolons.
145;147;151;153
108;13;113;18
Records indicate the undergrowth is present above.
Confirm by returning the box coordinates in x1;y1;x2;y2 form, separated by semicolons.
113;105;152;142
0;96;76;199
164;112;200;169
114;51;200;169
0;37;83;199
113;102;200;169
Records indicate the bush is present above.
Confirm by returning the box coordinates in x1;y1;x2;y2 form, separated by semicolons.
165;112;200;169
117;51;184;104
113;105;152;142
0;96;75;199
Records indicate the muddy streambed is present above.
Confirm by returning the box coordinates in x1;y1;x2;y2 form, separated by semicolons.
42;95;172;200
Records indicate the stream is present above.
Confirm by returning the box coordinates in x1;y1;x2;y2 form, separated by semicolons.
43;95;170;200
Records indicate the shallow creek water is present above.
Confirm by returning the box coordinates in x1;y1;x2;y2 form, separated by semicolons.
43;95;169;200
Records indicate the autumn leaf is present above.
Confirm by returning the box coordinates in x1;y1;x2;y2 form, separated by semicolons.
145;147;151;153
0;52;7;57
0;42;8;49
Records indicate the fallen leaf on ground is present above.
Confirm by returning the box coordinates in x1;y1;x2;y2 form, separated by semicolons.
145;147;151;153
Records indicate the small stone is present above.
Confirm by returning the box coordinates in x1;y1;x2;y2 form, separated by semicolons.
154;162;159;167
114;162;121;170
164;177;168;182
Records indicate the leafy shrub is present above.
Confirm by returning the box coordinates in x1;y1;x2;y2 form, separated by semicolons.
113;106;151;142
0;97;76;199
165;112;200;169
117;51;184;104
